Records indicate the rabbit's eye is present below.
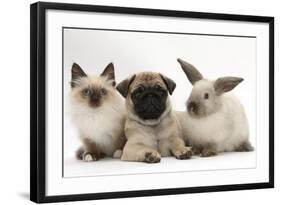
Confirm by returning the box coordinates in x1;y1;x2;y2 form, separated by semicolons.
204;93;209;99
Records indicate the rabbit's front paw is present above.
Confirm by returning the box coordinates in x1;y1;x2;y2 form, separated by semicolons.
235;141;254;152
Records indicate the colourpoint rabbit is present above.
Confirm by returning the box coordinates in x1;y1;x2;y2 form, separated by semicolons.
176;58;254;157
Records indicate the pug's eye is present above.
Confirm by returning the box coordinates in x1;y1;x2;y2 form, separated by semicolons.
204;93;209;99
100;88;107;95
82;88;91;96
135;91;142;97
137;87;144;93
138;86;145;92
159;89;166;96
133;88;143;97
154;86;165;96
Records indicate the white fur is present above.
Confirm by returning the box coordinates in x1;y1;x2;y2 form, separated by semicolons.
68;91;126;156
177;92;250;152
83;154;94;162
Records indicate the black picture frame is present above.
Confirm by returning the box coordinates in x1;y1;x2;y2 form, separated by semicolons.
30;2;274;203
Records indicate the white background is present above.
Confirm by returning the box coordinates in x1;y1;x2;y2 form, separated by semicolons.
46;10;267;196
63;28;257;177
0;0;279;204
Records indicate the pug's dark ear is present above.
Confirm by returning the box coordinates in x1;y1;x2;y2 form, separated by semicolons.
71;63;87;88
116;75;136;98
177;58;203;85
160;74;176;95
101;63;115;86
214;77;244;95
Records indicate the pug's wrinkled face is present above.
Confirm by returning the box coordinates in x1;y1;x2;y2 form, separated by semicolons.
117;72;176;121
131;83;168;120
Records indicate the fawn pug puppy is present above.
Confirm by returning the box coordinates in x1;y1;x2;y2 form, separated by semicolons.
69;62;126;162
116;72;192;163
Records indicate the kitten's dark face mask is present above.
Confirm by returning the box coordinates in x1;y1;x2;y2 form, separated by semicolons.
81;87;108;108
70;62;116;109
131;86;168;120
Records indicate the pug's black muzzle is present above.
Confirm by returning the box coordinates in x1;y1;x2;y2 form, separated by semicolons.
131;87;167;120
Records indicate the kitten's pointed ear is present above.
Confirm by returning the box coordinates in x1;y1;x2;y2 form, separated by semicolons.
160;74;176;95
71;63;87;87
214;77;244;95
101;63;115;86
177;58;203;85
116;75;136;98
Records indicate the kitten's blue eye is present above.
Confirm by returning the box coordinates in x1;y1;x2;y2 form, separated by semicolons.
100;88;107;95
82;88;91;96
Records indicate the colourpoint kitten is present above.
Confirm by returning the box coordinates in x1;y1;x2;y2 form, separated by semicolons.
69;62;126;162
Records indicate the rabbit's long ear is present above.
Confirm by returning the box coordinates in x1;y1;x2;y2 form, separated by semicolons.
116;75;136;98
214;77;243;95
177;58;203;85
101;62;115;86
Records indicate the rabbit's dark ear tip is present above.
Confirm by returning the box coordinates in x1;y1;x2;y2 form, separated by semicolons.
236;77;244;83
177;58;186;65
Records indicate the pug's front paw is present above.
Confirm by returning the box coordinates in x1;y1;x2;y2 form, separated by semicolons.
192;146;202;155
174;147;192;160
200;148;217;157
144;151;161;163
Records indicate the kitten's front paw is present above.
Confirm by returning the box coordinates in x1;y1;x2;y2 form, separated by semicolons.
83;152;98;162
144;151;161;163
174;147;192;159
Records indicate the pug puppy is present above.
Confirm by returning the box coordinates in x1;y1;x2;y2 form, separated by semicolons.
116;72;192;163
